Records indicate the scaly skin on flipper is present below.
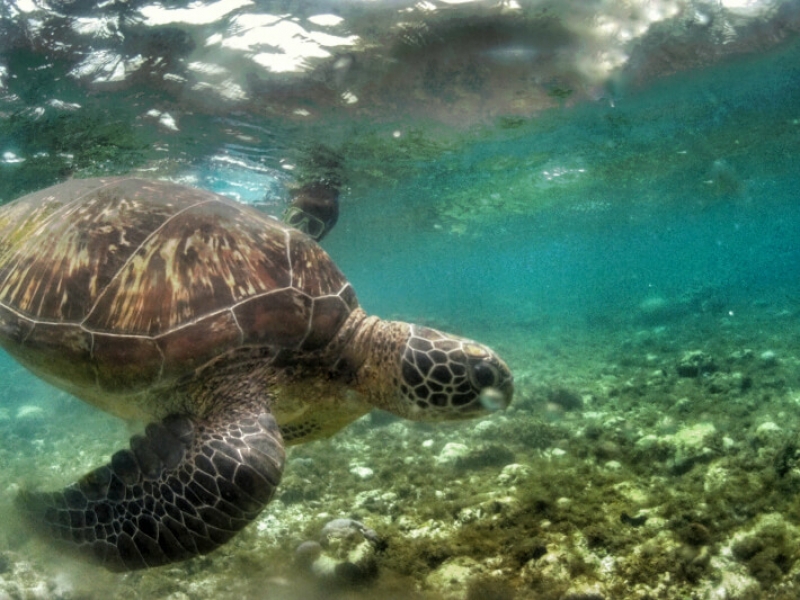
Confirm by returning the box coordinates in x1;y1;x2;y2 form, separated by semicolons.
17;405;284;571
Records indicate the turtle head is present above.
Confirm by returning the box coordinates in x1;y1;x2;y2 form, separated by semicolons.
342;315;513;421
392;324;514;420
338;312;512;421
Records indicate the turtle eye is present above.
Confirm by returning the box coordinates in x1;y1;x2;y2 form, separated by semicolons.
470;360;498;389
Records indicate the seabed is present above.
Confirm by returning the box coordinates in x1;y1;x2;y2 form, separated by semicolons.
2;296;800;599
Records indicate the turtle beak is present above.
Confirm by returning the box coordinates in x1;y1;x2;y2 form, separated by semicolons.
464;344;513;410
479;380;514;412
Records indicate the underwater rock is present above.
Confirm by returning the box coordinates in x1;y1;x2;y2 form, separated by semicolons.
454;444;515;472
0;557;71;600
728;348;755;362
635;423;719;474
772;440;800;487
620;511;648;528
705;371;751;394
456;493;517;525
728;512;800;589
436;442;470;466
10;404;48;438
472;418;503;438
709;569;761;600
353;489;399;515
634;433;671;460
669;422;718;474
703;461;731;495
752;421;782;448
425;556;484;599
496;463;532;485
758;350;779;367
295;540;322;567
676;351;718;377
519;543;577;597
562;585;606;600
349;464;375;480
294;518;381;586
14;405;44;420
546;386;584;411
320;518;380;545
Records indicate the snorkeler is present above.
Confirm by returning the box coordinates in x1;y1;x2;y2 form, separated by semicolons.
282;179;340;241
282;144;343;241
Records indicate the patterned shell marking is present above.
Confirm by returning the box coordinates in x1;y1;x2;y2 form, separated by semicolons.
0;177;357;397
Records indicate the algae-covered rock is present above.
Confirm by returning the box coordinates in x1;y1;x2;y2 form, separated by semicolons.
497;463;532;485
710;568;761;600
752;421;782;448
728;513;800;589
436;442;470;466
294;518;382;586
425;556;484;599
759;350;779;367
669;422;718;474
676;351;718;377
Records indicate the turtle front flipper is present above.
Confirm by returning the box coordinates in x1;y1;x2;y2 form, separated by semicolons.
16;406;285;571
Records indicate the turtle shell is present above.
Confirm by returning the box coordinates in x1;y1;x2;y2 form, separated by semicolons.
0;177;358;403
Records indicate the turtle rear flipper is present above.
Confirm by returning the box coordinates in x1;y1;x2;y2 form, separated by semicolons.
17;406;284;571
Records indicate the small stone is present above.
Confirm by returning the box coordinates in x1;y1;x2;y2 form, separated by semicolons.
673;422;717;452
759;350;778;366
354;489;397;513
704;462;730;494
349;465;374;480
547;387;583;411
711;570;760;600
15;405;44;419
729;348;754;361
473;419;500;437
295;541;322;567
706;371;751;394
635;434;660;450
435;442;470;465
298;519;381;585
753;421;782;447
665;423;717;474
676;350;717;377
563;585;605;600
320;518;380;547
426;556;483;595
497;463;531;485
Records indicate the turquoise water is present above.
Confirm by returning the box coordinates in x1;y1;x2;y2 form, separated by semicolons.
2;3;800;599
331;38;800;330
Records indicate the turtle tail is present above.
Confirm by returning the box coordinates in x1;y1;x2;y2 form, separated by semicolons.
16;405;285;571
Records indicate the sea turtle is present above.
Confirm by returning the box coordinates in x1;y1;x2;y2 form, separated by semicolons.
0;177;513;571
